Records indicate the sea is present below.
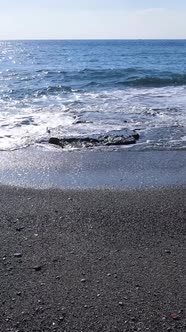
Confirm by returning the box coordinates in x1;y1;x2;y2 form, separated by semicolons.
0;39;186;151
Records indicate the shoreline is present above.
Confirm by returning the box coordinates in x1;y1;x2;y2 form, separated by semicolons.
0;148;186;189
0;185;185;331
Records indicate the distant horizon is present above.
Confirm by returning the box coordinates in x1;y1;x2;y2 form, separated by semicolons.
1;38;186;41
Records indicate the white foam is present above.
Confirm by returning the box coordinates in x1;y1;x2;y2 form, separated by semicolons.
0;108;74;150
0;86;185;150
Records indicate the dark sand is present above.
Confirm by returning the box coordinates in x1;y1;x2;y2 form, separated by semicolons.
0;185;185;331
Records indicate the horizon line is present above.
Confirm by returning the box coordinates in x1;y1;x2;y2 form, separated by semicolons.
1;38;186;41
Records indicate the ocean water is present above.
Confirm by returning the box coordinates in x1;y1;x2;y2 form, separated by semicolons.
0;39;186;151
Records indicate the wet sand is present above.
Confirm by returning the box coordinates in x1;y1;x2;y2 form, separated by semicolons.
0;149;186;189
0;185;185;331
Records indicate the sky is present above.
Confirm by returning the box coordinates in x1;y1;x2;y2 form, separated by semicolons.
0;0;186;40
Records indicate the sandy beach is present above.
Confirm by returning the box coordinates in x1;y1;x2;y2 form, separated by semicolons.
1;33;186;332
0;182;185;331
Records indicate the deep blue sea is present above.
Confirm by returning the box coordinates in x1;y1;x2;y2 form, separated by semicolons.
0;40;186;151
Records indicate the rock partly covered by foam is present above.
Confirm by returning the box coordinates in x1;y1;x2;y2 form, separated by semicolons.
49;129;139;149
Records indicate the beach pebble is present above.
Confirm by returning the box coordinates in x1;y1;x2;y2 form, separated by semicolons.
14;253;22;258
16;226;24;232
170;312;180;320
119;301;124;306
81;278;86;283
165;250;171;254
33;265;42;271
56;275;60;280
16;292;22;296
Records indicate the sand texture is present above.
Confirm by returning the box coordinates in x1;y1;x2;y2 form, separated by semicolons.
0;186;185;331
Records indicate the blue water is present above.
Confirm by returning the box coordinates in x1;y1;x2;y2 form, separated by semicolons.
0;40;186;150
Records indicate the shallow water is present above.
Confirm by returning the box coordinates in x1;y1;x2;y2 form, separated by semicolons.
0;40;186;151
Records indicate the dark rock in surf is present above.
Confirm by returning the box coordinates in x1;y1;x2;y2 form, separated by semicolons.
74;120;93;125
48;129;140;149
103;135;136;146
132;131;140;140
49;137;60;145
